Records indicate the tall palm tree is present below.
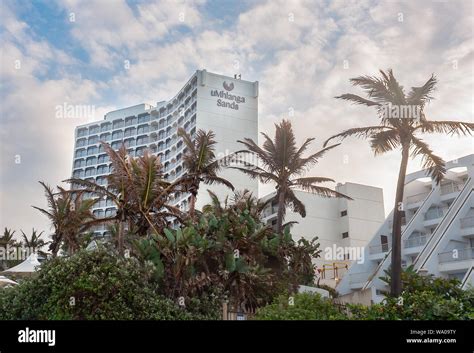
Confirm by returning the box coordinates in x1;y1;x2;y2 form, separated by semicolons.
66;143;183;255
33;182;99;256
177;128;234;217
324;69;474;296
232;119;351;233
20;228;46;253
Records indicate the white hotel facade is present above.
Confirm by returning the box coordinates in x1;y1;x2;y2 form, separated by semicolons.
337;154;474;303
71;70;259;234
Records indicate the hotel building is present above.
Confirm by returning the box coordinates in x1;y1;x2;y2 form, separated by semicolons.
260;183;386;287
71;70;259;235
337;154;474;303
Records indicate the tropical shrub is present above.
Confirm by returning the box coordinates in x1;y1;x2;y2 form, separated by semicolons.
133;190;321;311
348;270;474;320
254;292;347;320
0;249;209;320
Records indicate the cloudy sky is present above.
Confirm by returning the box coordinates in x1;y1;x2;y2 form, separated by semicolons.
1;0;472;239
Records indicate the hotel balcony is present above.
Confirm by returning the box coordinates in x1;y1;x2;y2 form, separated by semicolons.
438;247;474;273
368;243;390;260
423;207;445;227
403;234;427;255
440;181;464;201
405;191;430;209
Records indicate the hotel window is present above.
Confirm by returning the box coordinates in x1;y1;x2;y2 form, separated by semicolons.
137;124;149;134
96;176;107;185
100;123;111;132
74;159;84;168
87;146;98;156
89;125;99;134
75;149;86;158
93;210;104;218
136;147;145;157
112;131;123;140
113;119;124;129
342;232;349;239
124;138;135;147
340;210;347;217
88;136;98;145
100;133;111;142
77;128;88;137
97;165;108;174
125;116;137;126
111;141;122;150
73;170;84;178
138;114;150;124
98;154;109;163
137;136;149;145
76;138;87;147
85;168;95;177
86;157;96;166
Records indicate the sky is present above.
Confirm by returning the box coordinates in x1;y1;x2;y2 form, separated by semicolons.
0;0;473;240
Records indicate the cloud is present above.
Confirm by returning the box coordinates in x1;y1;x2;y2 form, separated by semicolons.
0;0;472;238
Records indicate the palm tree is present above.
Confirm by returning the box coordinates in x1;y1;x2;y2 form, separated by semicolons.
232;119;351;233
0;228;17;247
324;69;474;296
33;182;99;256
20;228;46;253
66;143;183;255
177;128;234;217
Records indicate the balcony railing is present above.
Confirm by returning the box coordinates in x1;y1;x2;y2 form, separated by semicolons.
460;216;474;229
424;208;444;221
406;191;430;204
438;248;474;263
404;234;427;248
440;182;463;195
369;243;390;255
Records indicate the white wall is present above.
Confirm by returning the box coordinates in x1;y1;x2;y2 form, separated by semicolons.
195;70;259;209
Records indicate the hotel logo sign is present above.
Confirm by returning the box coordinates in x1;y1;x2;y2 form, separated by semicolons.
210;81;245;110
223;81;234;91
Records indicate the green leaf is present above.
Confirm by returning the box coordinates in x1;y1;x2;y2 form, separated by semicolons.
225;253;236;272
164;229;175;244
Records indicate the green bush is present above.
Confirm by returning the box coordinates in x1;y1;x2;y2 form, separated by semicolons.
254;292;347;320
0;249;215;320
348;271;474;320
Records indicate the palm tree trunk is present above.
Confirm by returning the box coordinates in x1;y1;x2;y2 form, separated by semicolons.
390;145;409;297
276;190;286;233
189;193;197;217
118;214;125;256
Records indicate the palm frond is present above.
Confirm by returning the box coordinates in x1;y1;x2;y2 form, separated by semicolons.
410;137;446;184
407;74;437;105
323;126;390;147
335;93;380;106
416;120;474;136
370;129;401;155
